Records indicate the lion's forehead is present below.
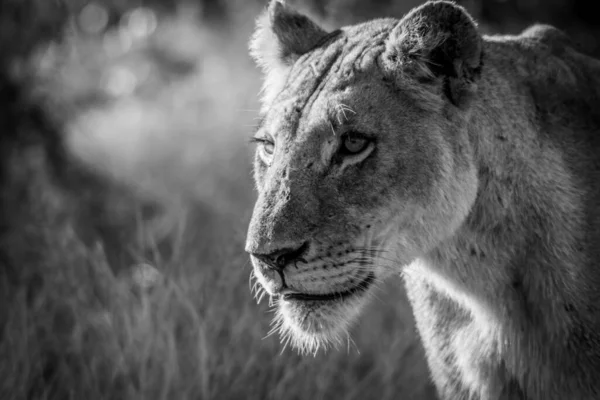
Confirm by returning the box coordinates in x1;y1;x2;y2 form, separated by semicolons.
263;22;398;159
269;20;397;129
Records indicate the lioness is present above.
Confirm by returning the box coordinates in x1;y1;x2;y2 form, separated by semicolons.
245;1;600;398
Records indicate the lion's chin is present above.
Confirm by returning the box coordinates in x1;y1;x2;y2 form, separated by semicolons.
273;280;373;355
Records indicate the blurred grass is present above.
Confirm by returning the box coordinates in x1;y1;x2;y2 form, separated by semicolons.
0;1;435;399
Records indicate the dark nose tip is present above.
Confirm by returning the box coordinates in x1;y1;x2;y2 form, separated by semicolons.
251;242;308;271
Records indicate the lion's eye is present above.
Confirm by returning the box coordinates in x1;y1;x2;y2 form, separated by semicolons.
251;136;275;163
261;140;274;155
341;135;370;155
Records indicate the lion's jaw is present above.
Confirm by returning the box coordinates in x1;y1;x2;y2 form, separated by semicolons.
249;221;405;355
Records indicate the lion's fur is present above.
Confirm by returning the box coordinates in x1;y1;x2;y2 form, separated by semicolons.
246;1;600;398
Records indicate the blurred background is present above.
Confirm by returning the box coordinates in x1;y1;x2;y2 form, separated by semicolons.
0;0;597;399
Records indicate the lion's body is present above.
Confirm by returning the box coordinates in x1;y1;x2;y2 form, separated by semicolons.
246;2;600;399
404;30;600;399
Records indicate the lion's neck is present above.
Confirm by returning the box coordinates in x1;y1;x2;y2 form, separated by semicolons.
424;51;595;341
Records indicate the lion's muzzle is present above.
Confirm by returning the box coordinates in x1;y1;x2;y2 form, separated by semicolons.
246;240;310;294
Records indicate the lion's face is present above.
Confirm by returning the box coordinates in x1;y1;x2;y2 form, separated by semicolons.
246;1;482;353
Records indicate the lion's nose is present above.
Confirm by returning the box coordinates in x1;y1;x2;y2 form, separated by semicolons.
250;242;308;271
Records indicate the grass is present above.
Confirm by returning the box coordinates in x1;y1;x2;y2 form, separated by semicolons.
1;206;434;399
0;1;435;399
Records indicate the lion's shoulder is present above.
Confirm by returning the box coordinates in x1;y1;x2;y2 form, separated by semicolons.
483;24;599;81
481;24;600;123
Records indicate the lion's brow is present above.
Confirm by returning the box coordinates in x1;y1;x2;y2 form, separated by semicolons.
326;103;357;136
335;103;357;125
284;38;348;140
254;115;266;133
288;26;391;138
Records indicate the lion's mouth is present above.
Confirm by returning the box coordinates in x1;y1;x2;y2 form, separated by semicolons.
281;273;375;302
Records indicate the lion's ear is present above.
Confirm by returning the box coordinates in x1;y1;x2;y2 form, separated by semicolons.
382;1;482;108
250;1;328;72
250;1;328;107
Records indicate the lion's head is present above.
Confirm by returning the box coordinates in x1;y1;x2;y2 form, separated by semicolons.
245;0;482;353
